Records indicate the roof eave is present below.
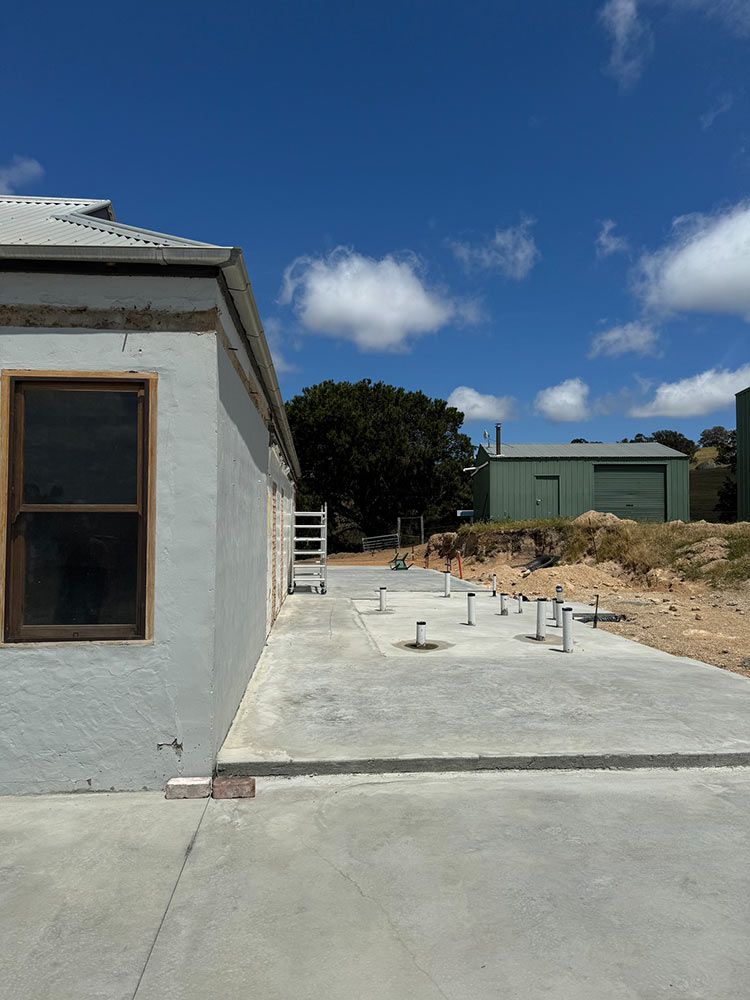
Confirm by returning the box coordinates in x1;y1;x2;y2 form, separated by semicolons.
0;244;234;266
220;253;301;480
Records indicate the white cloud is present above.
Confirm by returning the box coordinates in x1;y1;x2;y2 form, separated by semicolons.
447;386;515;422
599;2;750;92
637;200;750;318
595;218;630;257
0;155;44;195
599;0;654;91
588;321;660;358
279;247;471;352
665;0;750;37
534;378;591;422
630;363;750;417
699;92;733;129
449;218;540;280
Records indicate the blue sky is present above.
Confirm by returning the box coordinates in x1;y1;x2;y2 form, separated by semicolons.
3;0;750;446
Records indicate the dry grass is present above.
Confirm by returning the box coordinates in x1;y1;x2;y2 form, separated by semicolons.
453;517;750;587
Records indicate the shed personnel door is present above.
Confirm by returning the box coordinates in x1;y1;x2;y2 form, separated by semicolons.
534;476;560;518
593;464;666;522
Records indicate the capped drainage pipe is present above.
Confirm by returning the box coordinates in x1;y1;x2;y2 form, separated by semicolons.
379;586;387;612
499;592;509;616
467;592;477;626
535;598;547;641
553;585;564;627
562;607;574;652
416;621;427;648
491;574;497;597
444;571;451;598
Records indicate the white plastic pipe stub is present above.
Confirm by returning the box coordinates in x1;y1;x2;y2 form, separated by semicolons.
517;594;524;614
562;607;574;653
499;593;509;616
535;598;547;641
379;587;387;612
444;572;451;598
491;575;497;598
416;621;427;648
467;592;477;626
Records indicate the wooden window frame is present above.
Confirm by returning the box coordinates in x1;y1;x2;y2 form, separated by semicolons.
1;371;157;643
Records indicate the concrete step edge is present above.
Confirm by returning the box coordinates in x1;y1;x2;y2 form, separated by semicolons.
215;750;750;778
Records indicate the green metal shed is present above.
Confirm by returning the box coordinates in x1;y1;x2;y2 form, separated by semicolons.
472;441;690;523
737;387;750;522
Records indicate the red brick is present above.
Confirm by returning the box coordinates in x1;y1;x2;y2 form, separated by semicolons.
212;775;256;799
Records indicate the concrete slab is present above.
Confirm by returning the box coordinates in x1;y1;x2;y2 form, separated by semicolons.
321;565;476;596
218;568;750;776
134;769;750;1000
0;792;205;1000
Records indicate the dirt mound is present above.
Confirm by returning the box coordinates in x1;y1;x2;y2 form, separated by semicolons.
466;560;625;599
426;532;459;559
572;510;637;529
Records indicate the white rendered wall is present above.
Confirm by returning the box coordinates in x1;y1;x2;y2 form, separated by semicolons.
0;337;217;792
211;346;273;757
0;273;221;793
0;271;295;793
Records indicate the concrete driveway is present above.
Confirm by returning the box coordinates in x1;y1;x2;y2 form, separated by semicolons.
3;770;750;1000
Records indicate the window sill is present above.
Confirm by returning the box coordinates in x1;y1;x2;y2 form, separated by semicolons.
0;637;155;648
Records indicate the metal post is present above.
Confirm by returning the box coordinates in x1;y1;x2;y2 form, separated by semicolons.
535;598;547;641
444;571;451;598
379;586;387;612
491;574;497;597
553;585;563;627
516;594;524;613
467;592;477;626
416;621;427;648
499;593;509;616
562;607;573;652
420;515;424;545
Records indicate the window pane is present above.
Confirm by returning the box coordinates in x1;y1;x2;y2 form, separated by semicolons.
23;389;139;504
22;512;139;626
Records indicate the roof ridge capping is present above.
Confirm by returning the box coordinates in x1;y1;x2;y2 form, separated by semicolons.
483;442;688;458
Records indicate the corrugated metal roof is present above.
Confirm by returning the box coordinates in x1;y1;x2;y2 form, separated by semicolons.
0;196;221;249
482;442;687;459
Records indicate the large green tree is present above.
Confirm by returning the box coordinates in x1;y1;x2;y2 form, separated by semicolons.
699;425;733;451
286;380;474;548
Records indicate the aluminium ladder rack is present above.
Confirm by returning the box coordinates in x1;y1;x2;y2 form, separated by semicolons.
290;504;328;594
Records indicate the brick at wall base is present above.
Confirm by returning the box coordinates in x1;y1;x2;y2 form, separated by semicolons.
212;775;256;799
165;776;213;800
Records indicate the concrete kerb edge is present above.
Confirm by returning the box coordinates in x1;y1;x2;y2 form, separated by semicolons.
216;750;750;778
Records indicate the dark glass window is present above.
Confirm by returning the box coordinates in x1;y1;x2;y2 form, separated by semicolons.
4;378;151;642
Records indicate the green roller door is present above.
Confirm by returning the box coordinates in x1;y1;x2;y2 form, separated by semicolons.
593;464;666;522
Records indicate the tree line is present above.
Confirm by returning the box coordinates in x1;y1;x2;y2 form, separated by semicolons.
286;381;739;548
